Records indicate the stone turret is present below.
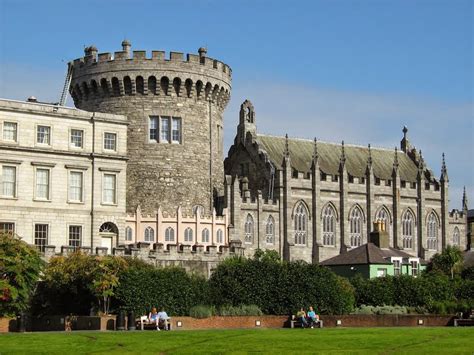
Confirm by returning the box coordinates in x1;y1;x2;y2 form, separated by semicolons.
68;41;232;214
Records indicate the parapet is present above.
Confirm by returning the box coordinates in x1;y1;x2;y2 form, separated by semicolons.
69;42;232;109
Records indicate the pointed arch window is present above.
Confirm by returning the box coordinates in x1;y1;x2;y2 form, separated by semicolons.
427;213;438;250
216;229;224;244
144;226;155;242
295;203;307;245
184;227;193;243
453;227;460;246
165;227;175;242
402;210;415;249
375;207;390;232
202;228;210;243
349;206;362;247
266;216;275;244
125;226;133;242
322;204;336;246
244;214;254;244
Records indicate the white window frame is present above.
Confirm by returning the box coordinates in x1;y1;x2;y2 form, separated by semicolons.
184;227;193;243
149;116;158;142
391;257;402;276
35;124;52;146
125;226;133;242
68;224;82;250
34;223;49;252
103;132;117;152
34;167;52;201
376;268;387;277
294;203;307;246
266;216;275;245
165;226;175;242
409;257;419;277
402;210;415;249
68;170;84;203
2;121;18;143
0;221;15;235
1;164;17;199
216;229;223;244
144;226;155;242
171;117;181;144
202;228;210;243
102;172;117;205
349;206;362;247
322;204;336;246
427;213;438;251
69;128;84;149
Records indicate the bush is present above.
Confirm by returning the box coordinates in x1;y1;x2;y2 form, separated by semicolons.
189;305;215;318
209;251;355;315
217;304;263;316
113;265;209;316
0;233;44;317
352;305;408;315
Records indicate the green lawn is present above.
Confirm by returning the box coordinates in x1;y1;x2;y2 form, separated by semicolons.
0;327;473;354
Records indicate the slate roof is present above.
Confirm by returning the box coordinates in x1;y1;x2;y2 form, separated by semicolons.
320;243;419;266
256;134;424;182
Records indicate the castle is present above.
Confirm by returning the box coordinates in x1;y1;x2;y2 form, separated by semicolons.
0;41;470;276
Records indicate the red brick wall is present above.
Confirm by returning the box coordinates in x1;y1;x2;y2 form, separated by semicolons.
0;318;15;333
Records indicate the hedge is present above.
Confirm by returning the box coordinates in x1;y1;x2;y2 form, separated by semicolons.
208;253;355;315
112;266;209;316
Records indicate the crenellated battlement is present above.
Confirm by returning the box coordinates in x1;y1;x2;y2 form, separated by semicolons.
69;42;231;109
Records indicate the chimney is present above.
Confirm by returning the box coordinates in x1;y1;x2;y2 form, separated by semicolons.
370;221;390;249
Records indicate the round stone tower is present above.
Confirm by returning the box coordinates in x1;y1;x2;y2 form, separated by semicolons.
69;41;231;214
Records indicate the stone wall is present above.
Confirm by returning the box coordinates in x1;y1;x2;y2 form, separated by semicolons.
69;42;231;215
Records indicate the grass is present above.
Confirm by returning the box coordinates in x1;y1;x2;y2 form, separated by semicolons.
0;327;473;354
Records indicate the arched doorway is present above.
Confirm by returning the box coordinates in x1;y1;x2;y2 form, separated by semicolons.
99;222;118;254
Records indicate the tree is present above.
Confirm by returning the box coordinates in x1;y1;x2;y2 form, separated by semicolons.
0;232;44;316
428;245;464;279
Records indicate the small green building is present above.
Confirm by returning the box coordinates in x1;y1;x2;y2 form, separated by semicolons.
321;226;426;278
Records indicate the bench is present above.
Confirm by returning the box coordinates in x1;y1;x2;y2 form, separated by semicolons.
454;319;474;327
137;316;172;331
290;319;323;328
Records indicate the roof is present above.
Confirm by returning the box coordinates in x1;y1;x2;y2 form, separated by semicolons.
320;243;419;266
257;134;422;182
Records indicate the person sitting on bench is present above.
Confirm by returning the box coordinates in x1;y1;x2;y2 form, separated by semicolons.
157;307;170;331
306;306;320;328
296;308;308;328
148;307;160;330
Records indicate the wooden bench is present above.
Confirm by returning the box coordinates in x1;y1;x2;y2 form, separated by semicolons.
290;319;323;328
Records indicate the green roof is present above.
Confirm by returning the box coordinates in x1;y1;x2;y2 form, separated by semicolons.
257;134;420;182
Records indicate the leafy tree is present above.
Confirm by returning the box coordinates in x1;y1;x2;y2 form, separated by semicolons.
427;245;464;279
36;252;128;315
0;232;44;316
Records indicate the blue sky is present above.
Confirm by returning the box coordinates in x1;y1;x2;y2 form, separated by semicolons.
0;0;472;209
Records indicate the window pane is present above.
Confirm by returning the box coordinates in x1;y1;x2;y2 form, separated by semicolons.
103;174;116;203
3;122;17;141
172;118;181;143
70;129;83;148
35;224;48;252
2;166;16;197
69;171;83;201
161;117;170;142
36;169;49;199
69;225;82;249
37;126;50;144
149;117;158;141
104;133;116;150
0;222;14;234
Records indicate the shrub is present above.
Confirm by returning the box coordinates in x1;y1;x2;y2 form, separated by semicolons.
113;265;209;316
189;305;215;319
461;266;474;280
217;304;263;316
352;305;408;315
209;250;355;315
0;233;44;317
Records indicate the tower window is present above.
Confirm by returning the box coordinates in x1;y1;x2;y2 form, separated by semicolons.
150;116;182;144
149;117;158;141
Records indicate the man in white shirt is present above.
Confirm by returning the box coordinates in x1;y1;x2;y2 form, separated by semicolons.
157;308;170;331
